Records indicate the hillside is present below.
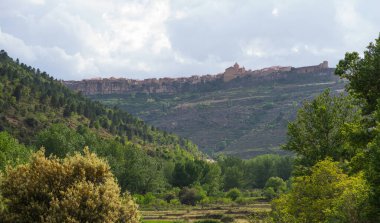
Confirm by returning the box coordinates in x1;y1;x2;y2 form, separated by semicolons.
0;50;201;160
65;62;345;158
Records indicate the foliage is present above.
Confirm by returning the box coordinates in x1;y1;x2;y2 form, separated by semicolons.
0;148;140;223
0;131;31;171
0;49;201;159
263;177;286;199
244;154;292;188
335;35;380;114
283;90;362;172
178;187;205;206
335;35;380;220
226;188;241;201
271;159;370;223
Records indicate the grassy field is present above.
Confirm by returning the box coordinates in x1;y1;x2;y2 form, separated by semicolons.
140;203;271;223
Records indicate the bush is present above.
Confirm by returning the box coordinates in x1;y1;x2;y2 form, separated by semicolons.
0;131;31;171
226;188;241;201
179;187;203;205
0;148;140;223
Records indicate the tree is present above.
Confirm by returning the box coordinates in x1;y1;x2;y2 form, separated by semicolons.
271;159;370;223
335;35;380;220
0;131;31;171
335;35;380;114
172;160;202;187
283;90;362;172
263;177;286;199
36;124;85;157
0;148;140;223
178;187;204;206
119;146;165;194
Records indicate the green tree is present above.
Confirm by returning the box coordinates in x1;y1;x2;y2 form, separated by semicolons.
335;35;380;220
0;131;31;171
178;187;204;206
335;35;380;114
263;177;286;199
283;90;362;172
0;148;139;223
120;146;165;194
36;124;85;157
271;159;370;223
172;160;202;187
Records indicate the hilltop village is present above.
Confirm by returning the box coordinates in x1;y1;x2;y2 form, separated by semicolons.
64;61;329;95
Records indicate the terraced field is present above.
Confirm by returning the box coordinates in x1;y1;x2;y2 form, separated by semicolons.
141;203;271;223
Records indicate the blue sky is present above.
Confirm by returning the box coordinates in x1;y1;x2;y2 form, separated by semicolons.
0;0;379;80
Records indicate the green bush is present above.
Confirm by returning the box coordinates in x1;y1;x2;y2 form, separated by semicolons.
179;187;203;205
0;149;140;223
226;188;241;201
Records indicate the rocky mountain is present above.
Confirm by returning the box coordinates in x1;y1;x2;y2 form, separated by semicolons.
64;61;345;158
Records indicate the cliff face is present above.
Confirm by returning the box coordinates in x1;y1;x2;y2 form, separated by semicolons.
63;61;330;95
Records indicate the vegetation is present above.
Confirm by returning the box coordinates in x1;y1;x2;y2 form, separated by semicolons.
0;50;292;221
1;33;379;222
0;148;139;223
271;35;380;222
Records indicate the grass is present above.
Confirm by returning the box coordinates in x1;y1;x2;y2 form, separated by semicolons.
140;203;271;223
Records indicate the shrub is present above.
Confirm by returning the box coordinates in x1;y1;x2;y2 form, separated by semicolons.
226;188;241;201
179;187;202;206
0;148;139;223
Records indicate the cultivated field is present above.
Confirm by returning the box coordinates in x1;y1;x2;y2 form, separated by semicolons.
141;203;271;223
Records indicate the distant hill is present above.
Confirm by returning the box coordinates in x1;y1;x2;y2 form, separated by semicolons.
64;62;345;158
0;50;201;160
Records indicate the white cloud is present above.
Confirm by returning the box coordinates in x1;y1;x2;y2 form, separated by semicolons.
272;8;279;16
0;0;379;79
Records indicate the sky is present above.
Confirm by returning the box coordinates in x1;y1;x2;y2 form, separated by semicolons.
0;0;379;80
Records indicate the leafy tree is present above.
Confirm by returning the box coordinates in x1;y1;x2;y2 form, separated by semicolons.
0;148;140;223
365;126;380;220
36;124;85;157
198;161;222;195
178;187;204;206
283;90;362;172
223;166;244;190
119;146;165;194
172;160;202;187
263;177;286;200
271;159;370;223
0;131;31;171
335;35;380;114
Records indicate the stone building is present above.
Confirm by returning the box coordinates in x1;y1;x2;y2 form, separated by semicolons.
223;63;247;82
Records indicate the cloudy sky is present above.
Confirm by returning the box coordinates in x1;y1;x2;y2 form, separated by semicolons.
0;0;379;80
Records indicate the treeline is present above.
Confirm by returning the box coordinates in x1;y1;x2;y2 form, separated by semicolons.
0;125;293;194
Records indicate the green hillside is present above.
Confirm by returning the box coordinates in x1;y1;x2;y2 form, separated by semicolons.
91;69;345;157
0;50;200;158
